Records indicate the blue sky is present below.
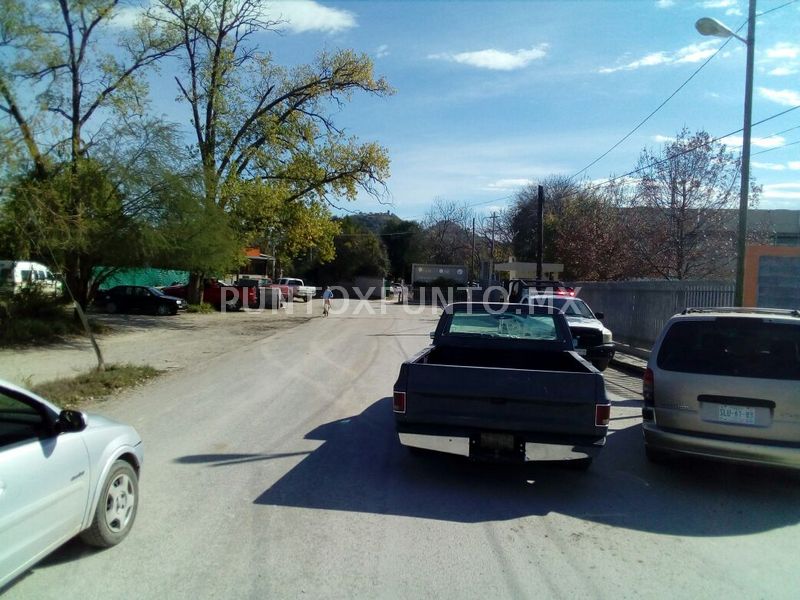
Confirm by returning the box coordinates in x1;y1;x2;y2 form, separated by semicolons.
123;0;800;220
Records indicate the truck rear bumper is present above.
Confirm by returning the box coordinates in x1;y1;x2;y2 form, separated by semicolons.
397;428;605;462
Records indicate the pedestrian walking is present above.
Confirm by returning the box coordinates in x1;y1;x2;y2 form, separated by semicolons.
322;286;333;317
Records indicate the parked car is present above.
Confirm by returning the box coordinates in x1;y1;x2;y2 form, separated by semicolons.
162;279;257;310
527;294;615;371
0;379;143;589
393;302;611;469
642;307;800;469
0;260;62;296
277;277;317;302
235;277;288;308
507;279;575;303
95;285;187;315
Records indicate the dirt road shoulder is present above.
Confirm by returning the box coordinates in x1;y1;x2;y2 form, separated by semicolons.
0;308;314;387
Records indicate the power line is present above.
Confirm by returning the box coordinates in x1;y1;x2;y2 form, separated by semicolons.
571;23;745;180
572;104;800;197
757;0;799;17
751;139;800;156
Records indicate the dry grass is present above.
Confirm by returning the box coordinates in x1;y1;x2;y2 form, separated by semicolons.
32;363;162;409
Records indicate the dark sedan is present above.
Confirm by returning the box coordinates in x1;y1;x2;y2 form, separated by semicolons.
95;286;187;316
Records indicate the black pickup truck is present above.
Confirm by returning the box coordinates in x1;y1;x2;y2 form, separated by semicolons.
393;303;611;469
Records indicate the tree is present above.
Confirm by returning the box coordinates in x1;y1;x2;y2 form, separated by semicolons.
380;217;425;282
0;0;178;307
507;176;578;263
150;0;392;299
421;198;473;265
309;217;388;284
623;128;760;280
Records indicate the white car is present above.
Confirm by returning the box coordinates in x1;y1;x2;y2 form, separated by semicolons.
277;277;317;302
0;380;143;590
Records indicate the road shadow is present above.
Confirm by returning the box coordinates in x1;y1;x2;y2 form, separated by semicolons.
252;397;800;536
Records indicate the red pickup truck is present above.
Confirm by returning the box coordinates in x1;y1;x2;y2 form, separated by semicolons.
162;279;258;310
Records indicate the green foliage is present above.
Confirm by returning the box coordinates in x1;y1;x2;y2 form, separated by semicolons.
186;302;215;314
308;217;389;283
0;287;85;346
31;364;162;409
381;218;425;281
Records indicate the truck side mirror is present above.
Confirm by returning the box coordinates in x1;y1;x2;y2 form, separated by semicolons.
595;312;604;320
429;332;435;339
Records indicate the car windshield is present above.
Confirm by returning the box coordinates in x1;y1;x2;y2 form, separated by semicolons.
446;311;560;340
530;297;595;319
148;287;165;296
658;319;800;380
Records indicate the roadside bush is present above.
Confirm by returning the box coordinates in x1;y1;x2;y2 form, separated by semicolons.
0;288;89;346
186;302;215;314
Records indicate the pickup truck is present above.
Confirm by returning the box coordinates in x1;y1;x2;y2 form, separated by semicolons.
277;277;317;302
393;302;611;469
162;279;257;310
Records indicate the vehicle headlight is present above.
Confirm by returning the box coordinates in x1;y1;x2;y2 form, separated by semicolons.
602;329;613;344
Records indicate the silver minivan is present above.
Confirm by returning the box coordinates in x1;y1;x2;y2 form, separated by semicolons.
642;308;800;469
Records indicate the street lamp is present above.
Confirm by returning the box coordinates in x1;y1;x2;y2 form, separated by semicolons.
695;0;756;307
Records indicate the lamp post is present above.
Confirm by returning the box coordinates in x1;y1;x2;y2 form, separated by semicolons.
695;0;756;307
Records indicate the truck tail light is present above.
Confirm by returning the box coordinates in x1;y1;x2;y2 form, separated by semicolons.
393;391;406;414
643;368;654;407
595;404;611;427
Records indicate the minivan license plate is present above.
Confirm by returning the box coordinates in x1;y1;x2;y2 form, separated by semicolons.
718;404;756;425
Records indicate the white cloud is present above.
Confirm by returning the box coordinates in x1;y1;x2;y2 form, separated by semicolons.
790;162;800;170
701;0;737;8
725;8;743;16
376;44;389;58
769;67;798;76
277;1;356;33
108;5;147;28
758;87;800;106
653;135;676;143
599;41;719;73
762;183;800;201
766;43;800;60
486;178;533;191
721;135;786;149
752;162;786;171
657;0;675;6
106;0;356;34
429;45;548;71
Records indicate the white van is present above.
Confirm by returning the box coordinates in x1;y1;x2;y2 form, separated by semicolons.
0;260;62;295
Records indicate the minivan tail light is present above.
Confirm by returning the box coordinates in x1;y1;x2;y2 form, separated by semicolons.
595;404;611;427
393;391;406;414
643;368;654;407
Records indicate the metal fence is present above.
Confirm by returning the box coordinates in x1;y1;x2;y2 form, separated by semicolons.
572;280;735;351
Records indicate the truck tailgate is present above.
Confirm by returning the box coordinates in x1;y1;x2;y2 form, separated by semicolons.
404;363;603;436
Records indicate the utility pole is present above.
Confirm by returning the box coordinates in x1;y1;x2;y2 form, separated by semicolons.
537;185;544;280
489;212;497;283
470;217;476;283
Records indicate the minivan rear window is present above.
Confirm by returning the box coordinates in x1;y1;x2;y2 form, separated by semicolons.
658;318;800;380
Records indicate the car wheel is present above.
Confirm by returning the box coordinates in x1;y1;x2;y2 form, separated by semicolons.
80;460;138;548
591;359;610;372
106;302;117;314
170;306;178;315
156;304;169;316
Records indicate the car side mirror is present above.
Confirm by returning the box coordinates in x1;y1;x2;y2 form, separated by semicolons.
57;409;87;434
595;312;604;320
429;331;435;339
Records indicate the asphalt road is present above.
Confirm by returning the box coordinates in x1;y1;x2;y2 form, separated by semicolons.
5;302;800;599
